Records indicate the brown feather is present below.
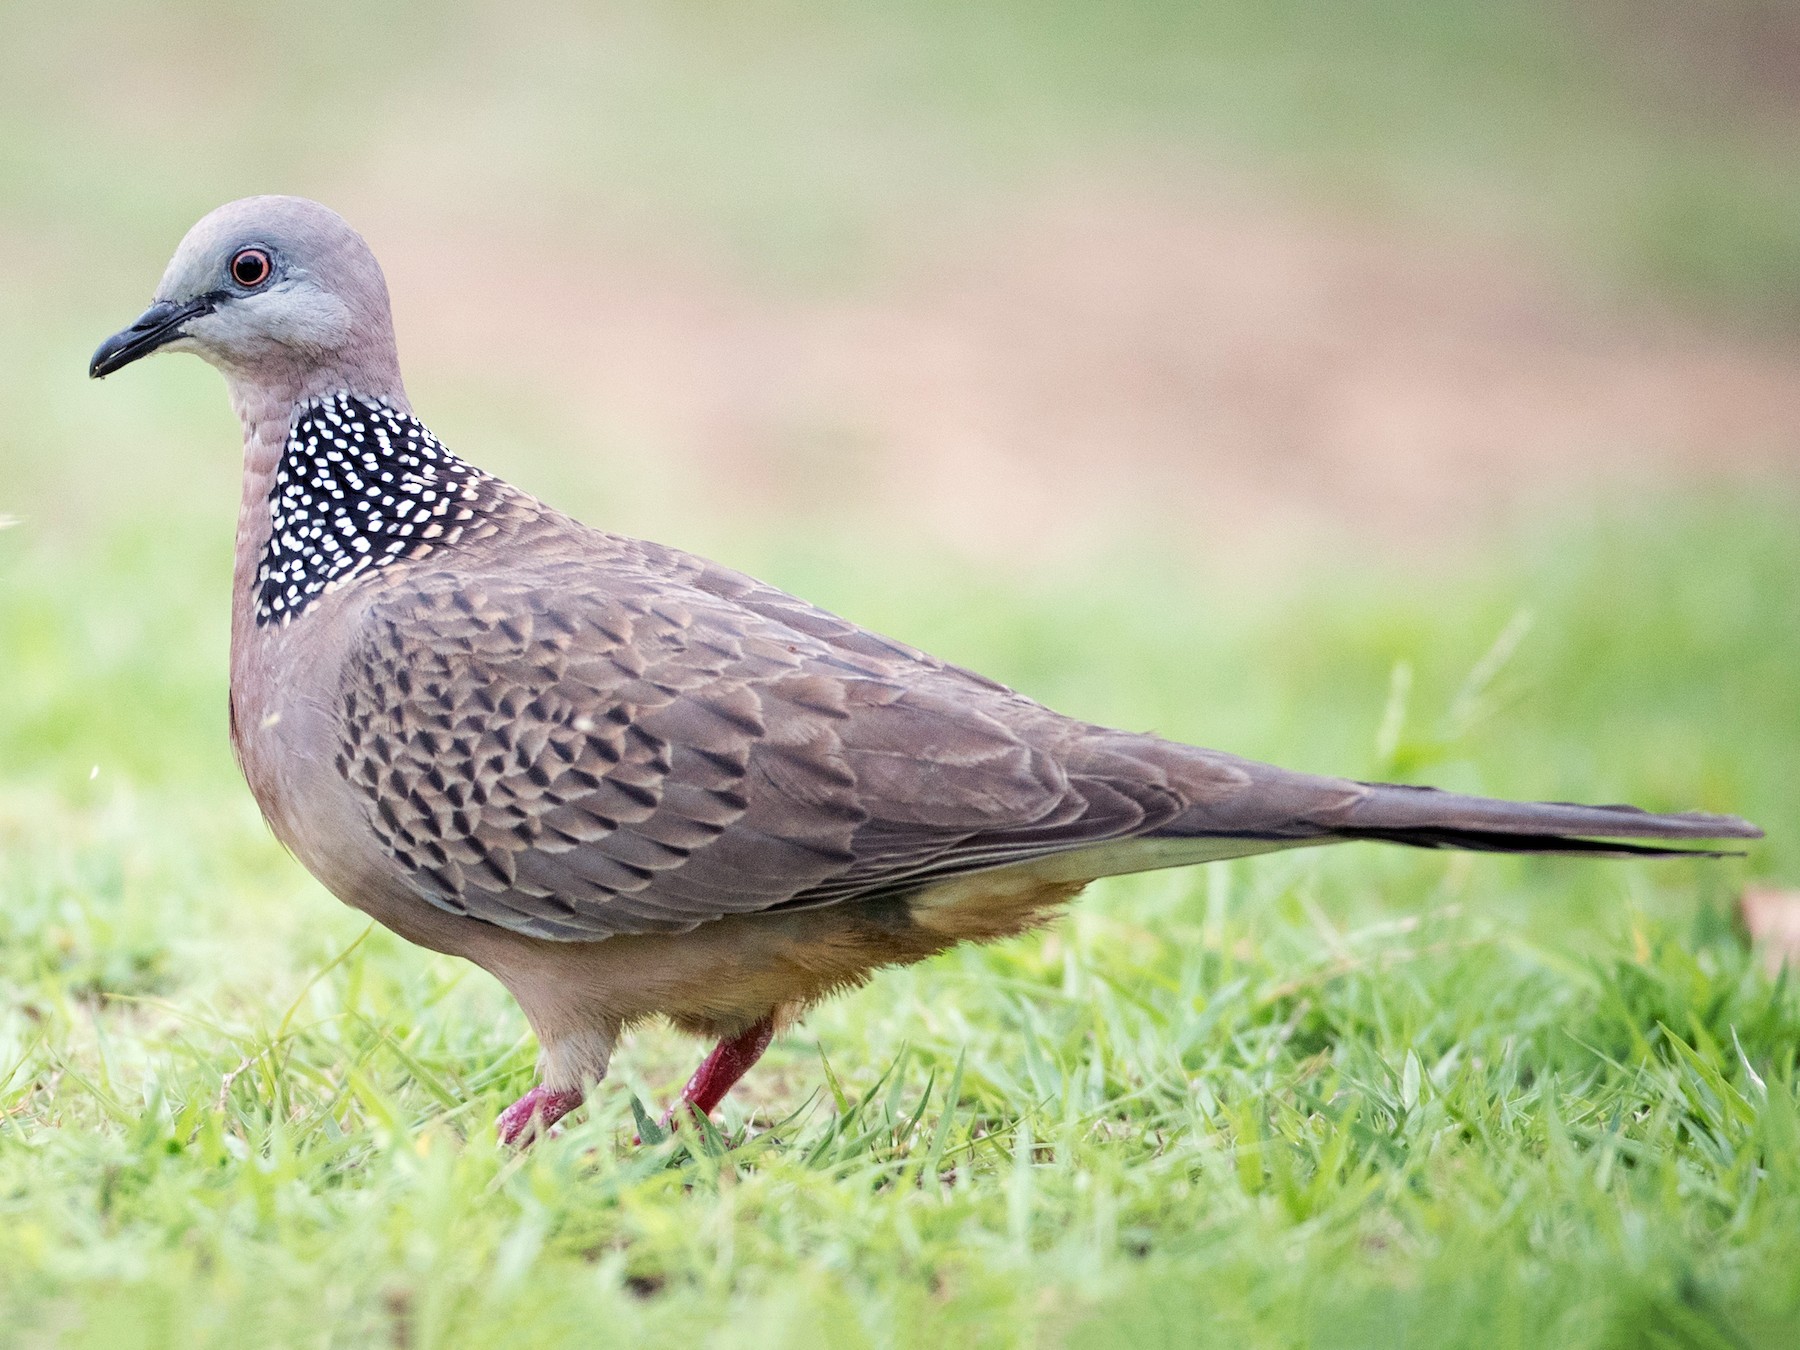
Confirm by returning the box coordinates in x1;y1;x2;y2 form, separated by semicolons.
118;196;1752;1101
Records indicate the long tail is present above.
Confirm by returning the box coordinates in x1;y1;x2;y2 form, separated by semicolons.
1326;782;1760;857
1146;748;1762;860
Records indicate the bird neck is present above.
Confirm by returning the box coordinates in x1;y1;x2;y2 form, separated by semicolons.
229;376;495;644
230;376;307;644
227;363;413;561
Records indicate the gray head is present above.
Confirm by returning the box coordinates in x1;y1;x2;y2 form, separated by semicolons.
90;196;403;402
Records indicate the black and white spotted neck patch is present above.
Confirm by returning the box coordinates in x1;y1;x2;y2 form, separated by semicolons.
254;392;490;625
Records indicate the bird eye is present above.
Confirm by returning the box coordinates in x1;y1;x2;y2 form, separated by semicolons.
230;248;273;288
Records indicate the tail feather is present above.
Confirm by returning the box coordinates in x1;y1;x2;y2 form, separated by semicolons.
1148;749;1761;860
1334;781;1761;853
1331;825;1742;859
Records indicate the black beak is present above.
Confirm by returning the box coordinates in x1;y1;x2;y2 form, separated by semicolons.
89;295;218;379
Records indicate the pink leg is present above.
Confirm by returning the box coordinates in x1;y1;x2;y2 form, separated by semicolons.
660;1016;776;1127
496;1084;584;1147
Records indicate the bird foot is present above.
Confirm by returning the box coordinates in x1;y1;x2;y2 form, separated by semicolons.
673;1015;777;1120
496;1084;584;1147
633;1016;778;1144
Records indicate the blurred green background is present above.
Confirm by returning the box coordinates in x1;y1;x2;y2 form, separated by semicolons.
1;2;1797;1346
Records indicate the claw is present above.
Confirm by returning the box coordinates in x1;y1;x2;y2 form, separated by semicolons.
496;1084;583;1147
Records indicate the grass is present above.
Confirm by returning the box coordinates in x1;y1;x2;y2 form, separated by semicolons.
4;0;1800;1343
0;491;1795;1347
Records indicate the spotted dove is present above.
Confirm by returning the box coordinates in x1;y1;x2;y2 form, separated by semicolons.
90;197;1761;1144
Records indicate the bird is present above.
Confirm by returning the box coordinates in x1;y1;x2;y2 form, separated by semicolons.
90;196;1760;1145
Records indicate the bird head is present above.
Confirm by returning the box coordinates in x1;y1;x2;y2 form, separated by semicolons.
89;195;401;398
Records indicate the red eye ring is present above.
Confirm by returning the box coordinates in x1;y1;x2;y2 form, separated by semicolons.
230;248;272;288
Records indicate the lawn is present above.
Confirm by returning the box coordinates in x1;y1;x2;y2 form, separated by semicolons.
0;492;1795;1347
2;1;1798;1345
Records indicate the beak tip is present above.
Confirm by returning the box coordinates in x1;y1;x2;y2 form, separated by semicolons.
88;336;133;382
88;295;214;383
